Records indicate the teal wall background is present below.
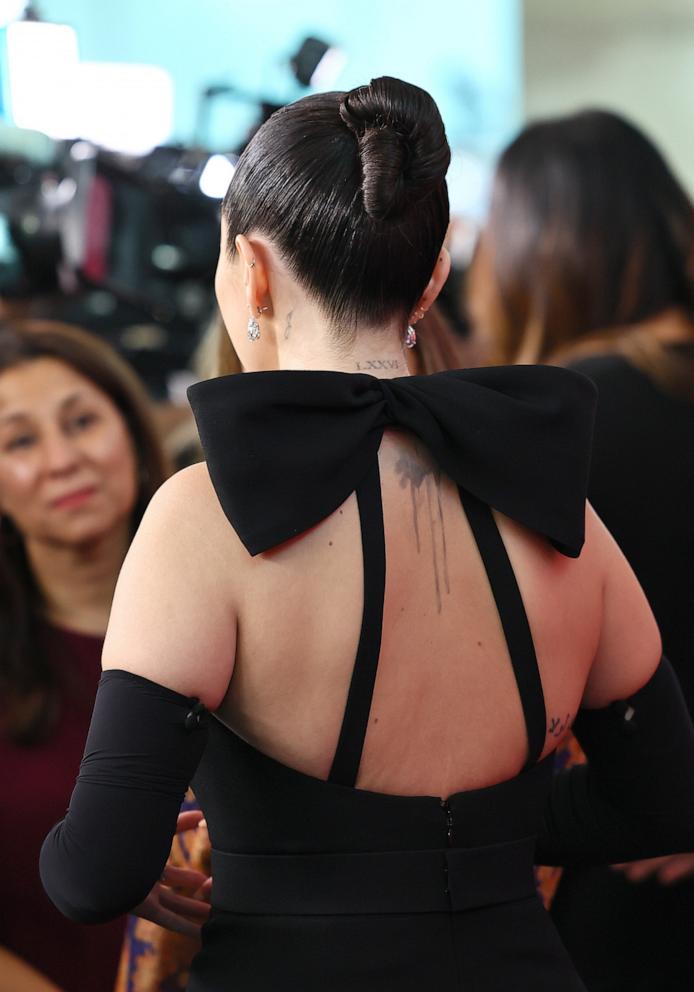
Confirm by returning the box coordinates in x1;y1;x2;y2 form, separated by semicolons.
36;0;521;156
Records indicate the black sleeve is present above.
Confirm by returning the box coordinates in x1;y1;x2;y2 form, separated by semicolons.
536;656;694;866
40;669;208;924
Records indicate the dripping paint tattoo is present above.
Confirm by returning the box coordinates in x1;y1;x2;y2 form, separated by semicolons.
394;445;450;613
355;359;402;371
395;451;428;552
284;309;294;340
548;714;573;738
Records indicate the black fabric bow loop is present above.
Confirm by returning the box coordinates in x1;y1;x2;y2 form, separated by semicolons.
188;366;597;559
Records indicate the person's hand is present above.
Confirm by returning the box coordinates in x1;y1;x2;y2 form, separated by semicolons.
132;810;212;937
612;853;694;886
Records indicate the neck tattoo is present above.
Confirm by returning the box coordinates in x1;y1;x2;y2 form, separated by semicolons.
284;309;294;340
355;358;402;371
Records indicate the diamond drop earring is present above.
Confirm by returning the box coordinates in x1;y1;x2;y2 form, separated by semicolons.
404;325;417;349
247;314;260;341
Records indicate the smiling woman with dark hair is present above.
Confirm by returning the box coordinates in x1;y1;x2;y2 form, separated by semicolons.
0;321;168;744
38;82;694;991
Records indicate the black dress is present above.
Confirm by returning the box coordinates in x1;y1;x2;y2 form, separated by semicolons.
39;368;694;991
552;349;694;992
187;468;579;991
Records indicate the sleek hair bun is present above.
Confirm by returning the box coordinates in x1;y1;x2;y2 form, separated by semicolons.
339;76;450;222
223;78;450;328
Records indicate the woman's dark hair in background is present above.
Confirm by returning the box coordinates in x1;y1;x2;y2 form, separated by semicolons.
223;76;450;333
0;321;169;744
469;109;694;397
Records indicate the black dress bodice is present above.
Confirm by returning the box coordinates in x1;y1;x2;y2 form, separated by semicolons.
184;366;596;990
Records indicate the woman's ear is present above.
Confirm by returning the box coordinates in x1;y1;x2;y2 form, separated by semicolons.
235;234;270;315
411;246;451;319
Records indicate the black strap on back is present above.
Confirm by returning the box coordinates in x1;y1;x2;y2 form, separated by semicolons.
458;488;547;767
328;459;386;787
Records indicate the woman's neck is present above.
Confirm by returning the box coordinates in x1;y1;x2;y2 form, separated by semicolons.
25;522;132;636
273;306;411;378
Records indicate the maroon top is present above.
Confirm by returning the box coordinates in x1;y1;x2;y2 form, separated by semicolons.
0;623;125;992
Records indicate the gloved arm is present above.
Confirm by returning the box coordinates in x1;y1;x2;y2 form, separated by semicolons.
537;657;694;866
40;670;208;924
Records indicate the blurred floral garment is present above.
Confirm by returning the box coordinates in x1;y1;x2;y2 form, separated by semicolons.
536;736;586;908
115;792;210;992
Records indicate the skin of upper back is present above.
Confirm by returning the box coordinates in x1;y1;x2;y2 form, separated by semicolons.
103;426;660;800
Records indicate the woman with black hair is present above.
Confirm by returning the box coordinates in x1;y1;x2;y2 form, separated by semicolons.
40;81;694;990
468;109;694;991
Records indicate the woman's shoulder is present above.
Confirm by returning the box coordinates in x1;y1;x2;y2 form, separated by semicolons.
150;462;237;533
103;461;240;706
566;347;694;392
567;351;641;385
136;463;247;578
568;348;694;422
153;460;214;501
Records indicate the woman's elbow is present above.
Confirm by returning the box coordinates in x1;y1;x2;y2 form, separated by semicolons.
39;824;153;924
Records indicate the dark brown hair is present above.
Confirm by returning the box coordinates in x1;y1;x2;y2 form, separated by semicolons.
0;320;170;743
468;109;694;397
222;76;450;333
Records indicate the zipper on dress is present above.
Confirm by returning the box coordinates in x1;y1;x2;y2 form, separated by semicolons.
440;798;454;846
440;798;454;902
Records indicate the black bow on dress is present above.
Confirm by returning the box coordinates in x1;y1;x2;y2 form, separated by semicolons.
187;365;596;558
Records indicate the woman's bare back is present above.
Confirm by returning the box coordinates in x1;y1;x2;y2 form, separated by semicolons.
215;430;602;799
105;367;659;803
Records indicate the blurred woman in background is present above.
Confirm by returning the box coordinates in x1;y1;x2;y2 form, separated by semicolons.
468;108;694;991
0;320;179;992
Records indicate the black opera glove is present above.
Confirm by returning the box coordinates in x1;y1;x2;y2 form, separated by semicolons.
40;670;208;924
537;656;694;867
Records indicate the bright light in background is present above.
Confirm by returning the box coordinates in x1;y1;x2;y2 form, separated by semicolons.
69;140;97;161
40;175;77;209
447;150;490;220
6;22;173;155
6;21;79;136
62;62;173;155
198;154;236;198
445;150;491;266
309;47;347;89
0;0;27;28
